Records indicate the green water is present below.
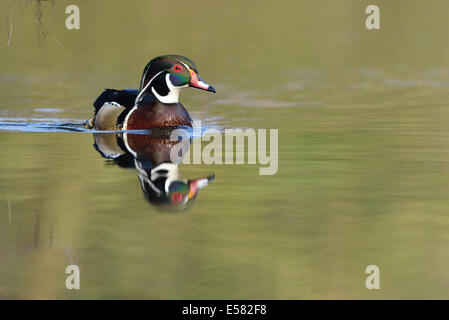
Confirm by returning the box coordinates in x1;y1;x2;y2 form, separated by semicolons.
1;0;449;299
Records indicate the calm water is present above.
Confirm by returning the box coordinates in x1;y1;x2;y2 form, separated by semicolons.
1;0;449;299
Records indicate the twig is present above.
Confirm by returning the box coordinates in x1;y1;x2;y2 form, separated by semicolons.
52;34;62;46
7;200;11;225
6;22;12;46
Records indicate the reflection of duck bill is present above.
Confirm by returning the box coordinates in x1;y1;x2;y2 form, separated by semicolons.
188;175;215;200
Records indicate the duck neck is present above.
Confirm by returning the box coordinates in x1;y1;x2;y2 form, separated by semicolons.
136;72;181;104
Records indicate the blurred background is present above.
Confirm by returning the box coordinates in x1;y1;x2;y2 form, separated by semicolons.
1;0;449;299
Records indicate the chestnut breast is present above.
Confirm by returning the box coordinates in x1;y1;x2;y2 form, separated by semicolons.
125;100;192;129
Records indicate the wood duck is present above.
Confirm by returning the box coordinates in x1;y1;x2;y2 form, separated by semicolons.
89;55;215;130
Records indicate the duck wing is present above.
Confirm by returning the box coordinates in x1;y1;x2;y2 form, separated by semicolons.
93;89;139;116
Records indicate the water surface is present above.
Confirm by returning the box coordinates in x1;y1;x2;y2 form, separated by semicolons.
1;0;449;299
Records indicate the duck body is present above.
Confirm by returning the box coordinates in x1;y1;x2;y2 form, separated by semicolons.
90;55;215;131
123;94;192;130
92;88;192;130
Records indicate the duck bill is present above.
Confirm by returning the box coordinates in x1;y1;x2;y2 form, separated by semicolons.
189;70;216;93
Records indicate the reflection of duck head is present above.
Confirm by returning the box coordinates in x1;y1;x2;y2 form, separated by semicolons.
93;129;214;211
136;161;214;210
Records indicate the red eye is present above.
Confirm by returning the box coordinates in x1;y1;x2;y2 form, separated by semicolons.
173;64;183;72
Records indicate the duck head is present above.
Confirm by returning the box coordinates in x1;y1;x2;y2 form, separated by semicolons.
135;55;216;104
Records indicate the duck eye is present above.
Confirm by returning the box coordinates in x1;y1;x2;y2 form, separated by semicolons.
173;64;183;72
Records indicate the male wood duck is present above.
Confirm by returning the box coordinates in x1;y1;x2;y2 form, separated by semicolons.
89;55;215;130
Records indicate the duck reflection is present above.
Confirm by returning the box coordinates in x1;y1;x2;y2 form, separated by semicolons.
93;129;214;210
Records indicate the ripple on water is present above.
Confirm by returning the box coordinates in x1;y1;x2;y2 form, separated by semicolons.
0;117;225;135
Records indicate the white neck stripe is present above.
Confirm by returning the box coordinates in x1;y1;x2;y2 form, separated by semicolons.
135;70;163;104
151;74;181;104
